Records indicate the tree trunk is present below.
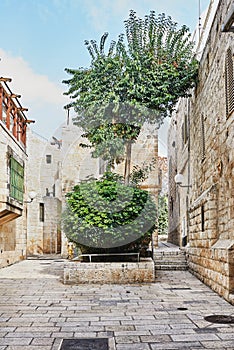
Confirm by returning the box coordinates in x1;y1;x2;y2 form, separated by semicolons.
124;141;132;185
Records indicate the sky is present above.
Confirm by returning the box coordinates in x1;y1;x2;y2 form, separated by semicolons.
0;0;210;155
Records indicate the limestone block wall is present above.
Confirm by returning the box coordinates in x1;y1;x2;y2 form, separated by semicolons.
132;123;159;247
0;122;27;267
167;114;180;246
26;129;62;255
168;0;234;303
64;259;155;285
187;0;234;303
43;197;61;254
61;124;99;256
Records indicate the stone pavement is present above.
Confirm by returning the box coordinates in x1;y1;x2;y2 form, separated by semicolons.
0;258;234;350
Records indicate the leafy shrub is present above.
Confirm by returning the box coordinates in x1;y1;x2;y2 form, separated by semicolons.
63;172;156;255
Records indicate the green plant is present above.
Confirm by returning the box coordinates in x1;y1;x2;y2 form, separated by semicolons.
62;172;156;254
63;10;198;182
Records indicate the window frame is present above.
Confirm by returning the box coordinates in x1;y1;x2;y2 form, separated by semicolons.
9;157;24;203
225;48;234;118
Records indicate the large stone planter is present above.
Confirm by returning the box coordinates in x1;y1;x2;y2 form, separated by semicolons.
63;258;155;284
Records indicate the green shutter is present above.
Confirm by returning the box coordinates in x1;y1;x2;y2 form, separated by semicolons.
10;157;24;203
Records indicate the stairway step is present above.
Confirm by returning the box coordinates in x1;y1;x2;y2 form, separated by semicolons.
155;264;188;271
154;262;187;265
154;252;186;256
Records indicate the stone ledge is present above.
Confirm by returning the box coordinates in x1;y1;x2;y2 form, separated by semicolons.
63;258;155;284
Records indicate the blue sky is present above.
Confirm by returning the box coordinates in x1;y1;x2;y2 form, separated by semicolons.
0;0;210;154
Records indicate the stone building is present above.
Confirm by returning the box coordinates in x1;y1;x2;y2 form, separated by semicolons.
0;76;32;267
26;129;62;255
26;119;159;257
168;0;234;304
158;156;168;196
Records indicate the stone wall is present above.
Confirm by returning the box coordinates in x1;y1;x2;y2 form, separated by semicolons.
26;129;62;255
168;0;234;304
0;122;27;267
167;114;181;246
64;259;155;284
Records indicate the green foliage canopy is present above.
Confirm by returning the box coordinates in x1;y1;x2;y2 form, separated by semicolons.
62;172;156;253
63;10;198;165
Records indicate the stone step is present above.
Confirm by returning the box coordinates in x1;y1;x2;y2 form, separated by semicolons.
154;260;187;265
155;264;188;271
153;249;188;271
154;255;186;259
154;251;186;257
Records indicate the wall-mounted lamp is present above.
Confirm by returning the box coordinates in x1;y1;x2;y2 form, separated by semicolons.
25;191;37;203
174;174;191;188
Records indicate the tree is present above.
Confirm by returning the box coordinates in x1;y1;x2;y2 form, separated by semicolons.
63;10;198;182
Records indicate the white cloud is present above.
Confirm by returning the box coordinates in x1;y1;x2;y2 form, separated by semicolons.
81;0;205;34
0;49;65;105
0;49;67;138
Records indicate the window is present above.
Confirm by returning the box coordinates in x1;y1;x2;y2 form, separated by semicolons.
39;203;45;222
225;48;234;117
201;114;205;160
52;184;55;197
46;154;52;164
201;205;205;232
10;157;24;203
182;114;188;145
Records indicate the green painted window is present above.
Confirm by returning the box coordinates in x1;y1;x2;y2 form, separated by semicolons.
10;157;24;203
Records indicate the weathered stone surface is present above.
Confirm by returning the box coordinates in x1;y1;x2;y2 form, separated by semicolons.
167;0;234;304
0;118;27;268
64;259;155;284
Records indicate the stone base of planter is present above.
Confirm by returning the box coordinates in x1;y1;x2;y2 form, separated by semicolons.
63;258;155;284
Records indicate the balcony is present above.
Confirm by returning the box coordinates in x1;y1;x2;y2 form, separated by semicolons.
0;77;33;148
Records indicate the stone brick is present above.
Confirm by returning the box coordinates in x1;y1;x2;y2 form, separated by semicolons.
64;259;155;284
167;0;234;305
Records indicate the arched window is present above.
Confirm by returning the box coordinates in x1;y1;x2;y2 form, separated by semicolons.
225;48;234;117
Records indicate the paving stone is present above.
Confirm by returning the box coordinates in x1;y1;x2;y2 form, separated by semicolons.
30;338;55;345
140;335;172;342
116;344;151;350
7;347;51;350
105;325;135;331
171;333;220;342
73;332;97;338
15;326;59;332
0;338;32;346
201;340;234;348
51;332;74;338
115;335;141;343
216;332;234;340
